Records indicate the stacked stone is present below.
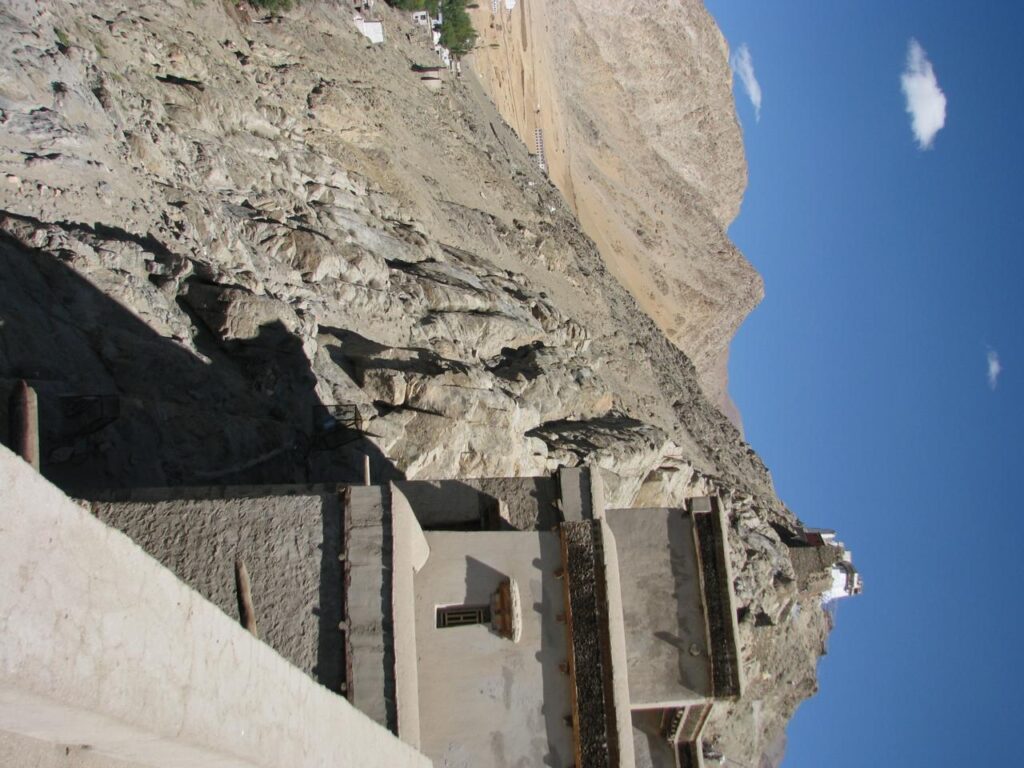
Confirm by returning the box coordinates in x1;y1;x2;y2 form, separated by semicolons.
695;513;739;698
562;521;617;768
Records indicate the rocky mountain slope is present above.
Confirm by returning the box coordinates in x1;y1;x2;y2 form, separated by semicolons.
0;1;835;765
469;0;760;418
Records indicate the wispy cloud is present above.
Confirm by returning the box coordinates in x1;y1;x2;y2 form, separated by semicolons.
731;44;762;122
988;349;1002;390
901;39;946;149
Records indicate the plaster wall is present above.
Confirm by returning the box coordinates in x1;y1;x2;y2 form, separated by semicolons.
390;483;430;749
0;446;431;768
414;531;574;767
630;710;676;768
0;730;147;768
605;509;711;708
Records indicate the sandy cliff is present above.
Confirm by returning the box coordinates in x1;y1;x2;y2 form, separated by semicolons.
0;1;833;765
470;0;760;417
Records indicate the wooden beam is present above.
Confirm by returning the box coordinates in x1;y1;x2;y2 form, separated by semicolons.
234;558;259;639
8;380;39;471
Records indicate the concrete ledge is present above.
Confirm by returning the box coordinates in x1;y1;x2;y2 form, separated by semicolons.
345;486;395;730
390;483;429;749
558;467;592;522
596;520;635;768
0;446;431;768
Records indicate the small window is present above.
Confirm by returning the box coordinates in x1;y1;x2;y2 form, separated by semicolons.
436;605;491;628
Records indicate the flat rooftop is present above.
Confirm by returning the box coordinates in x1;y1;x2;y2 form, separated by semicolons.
605;508;711;708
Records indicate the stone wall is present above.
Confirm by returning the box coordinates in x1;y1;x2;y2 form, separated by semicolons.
88;492;345;693
694;509;741;699
562;521;617;768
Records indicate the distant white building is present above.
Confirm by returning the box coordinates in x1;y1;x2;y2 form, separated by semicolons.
823;554;862;603
797;528;862;603
354;14;384;45
412;10;429;26
431;18;452;68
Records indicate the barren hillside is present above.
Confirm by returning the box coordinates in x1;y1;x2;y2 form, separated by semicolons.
470;0;760;419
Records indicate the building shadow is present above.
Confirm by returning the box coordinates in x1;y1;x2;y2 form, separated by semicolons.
398;476;560;531
322;326;469;381
315;492;345;694
631;709;676;768
0;229;399;491
397;480;502;530
462;555;507;607
0;228;403;699
667;511;711;697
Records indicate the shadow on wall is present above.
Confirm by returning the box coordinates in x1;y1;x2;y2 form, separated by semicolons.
667;511;711;697
316;492;345;694
0;228;401;492
462;555;507;613
398;480;503;530
397;476;562;532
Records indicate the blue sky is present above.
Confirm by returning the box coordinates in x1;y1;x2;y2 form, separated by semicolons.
704;2;1023;765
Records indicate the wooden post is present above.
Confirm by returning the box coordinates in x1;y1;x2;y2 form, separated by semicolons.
8;380;39;471
234;558;258;639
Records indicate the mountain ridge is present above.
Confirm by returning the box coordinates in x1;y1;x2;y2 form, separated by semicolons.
468;0;760;418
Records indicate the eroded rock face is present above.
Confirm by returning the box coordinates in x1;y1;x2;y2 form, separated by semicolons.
0;1;836;765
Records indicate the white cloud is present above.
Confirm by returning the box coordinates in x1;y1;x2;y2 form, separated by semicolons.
988;349;1002;390
731;44;762;122
901;39;947;149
